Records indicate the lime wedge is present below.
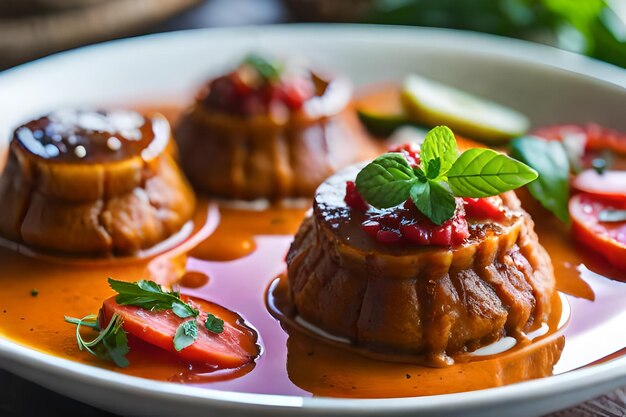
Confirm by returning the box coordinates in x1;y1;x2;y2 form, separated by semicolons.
355;85;411;137
357;109;409;137
401;74;530;143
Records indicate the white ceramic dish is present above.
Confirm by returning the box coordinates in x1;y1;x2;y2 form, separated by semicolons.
0;24;625;417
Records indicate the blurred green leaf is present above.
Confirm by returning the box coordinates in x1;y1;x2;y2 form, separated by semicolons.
365;0;626;68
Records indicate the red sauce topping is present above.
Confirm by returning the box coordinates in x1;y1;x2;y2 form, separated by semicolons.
200;61;315;117
463;197;506;220
533;123;626;156
355;197;470;246
344;143;506;247
389;143;421;167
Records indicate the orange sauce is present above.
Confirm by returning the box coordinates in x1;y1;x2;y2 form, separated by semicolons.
0;99;624;398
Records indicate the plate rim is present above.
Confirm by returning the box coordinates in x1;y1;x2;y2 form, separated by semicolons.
0;23;625;414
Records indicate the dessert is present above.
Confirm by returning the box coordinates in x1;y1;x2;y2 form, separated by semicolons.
0;109;195;255
285;127;555;365
175;55;376;200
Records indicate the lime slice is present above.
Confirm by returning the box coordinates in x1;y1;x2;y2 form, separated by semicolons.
401;74;530;143
357;109;409;137
355;85;411;137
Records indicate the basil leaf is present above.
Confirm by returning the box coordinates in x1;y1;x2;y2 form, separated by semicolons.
510;137;570;223
599;209;626;223
174;320;198;351
447;148;538;198
355;153;418;208
205;314;224;334
420;125;458;177
410;180;456;225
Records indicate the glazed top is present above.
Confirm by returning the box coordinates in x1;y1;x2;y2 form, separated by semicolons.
13;109;170;164
314;164;522;255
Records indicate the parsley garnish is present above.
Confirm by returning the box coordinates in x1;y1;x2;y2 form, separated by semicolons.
64;313;129;368
108;278;198;319
355;126;538;224
174;320;198;351
205;314;224;334
67;279;227;365
107;278;224;352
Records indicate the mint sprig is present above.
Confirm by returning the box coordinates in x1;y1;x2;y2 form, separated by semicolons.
355;126;538;225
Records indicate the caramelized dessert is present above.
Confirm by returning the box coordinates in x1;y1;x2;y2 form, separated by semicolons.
175;55;376;200
0;109;195;255
286;127;555;365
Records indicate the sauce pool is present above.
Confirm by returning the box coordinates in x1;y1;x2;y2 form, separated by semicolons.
0;102;624;398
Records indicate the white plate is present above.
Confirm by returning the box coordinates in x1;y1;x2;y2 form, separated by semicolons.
0;24;625;417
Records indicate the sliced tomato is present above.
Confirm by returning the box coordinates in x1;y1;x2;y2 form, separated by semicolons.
533;123;626;155
572;169;626;200
569;193;626;270
585;124;626;155
100;295;258;369
462;197;505;221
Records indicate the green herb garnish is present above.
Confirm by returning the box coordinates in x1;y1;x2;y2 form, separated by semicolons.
107;278;225;352
30;288;38;297
174;320;199;351
68;279;225;363
510;136;571;223
355;126;538;225
243;54;282;81
599;209;626;223
205;314;224;334
108;278;198;319
64;313;130;368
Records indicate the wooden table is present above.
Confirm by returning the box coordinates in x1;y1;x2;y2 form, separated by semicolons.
0;0;624;415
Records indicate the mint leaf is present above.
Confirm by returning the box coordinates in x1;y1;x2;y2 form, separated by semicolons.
447;148;538;197
510;137;570;223
355;153;418;208
243;54;282;81
426;158;441;180
174;320;198;351
353;126;539;227
108;278;198;318
420;126;458;178
410;180;456;225
205;314;224;334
